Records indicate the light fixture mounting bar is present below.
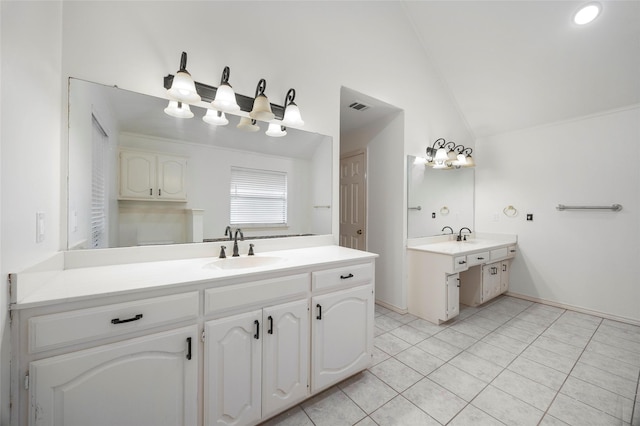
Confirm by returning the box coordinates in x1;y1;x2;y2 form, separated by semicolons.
163;74;285;120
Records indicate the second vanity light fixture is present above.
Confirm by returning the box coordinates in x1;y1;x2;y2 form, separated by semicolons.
425;138;475;169
164;52;304;137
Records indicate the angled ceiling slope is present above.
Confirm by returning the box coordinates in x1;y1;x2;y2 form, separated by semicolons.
403;1;640;138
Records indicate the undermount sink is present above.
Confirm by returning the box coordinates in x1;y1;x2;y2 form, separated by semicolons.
206;256;285;270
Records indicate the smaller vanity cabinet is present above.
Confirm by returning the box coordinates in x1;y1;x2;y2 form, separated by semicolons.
408;238;517;324
119;149;188;201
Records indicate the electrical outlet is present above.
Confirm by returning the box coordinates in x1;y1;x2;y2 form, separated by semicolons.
526;213;533;221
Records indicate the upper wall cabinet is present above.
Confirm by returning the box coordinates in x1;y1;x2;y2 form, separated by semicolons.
119;149;188;201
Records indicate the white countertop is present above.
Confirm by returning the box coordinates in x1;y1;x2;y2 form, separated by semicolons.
407;234;517;256
12;245;377;310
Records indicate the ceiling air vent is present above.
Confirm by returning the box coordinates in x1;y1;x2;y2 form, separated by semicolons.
348;101;370;112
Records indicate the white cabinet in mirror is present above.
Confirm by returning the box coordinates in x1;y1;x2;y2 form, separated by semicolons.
407;155;474;238
67;78;333;250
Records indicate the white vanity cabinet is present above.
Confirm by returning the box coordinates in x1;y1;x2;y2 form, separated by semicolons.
11;247;377;426
408;237;517;324
119;149;188;201
29;325;198;426
204;299;309;426
21;292;200;426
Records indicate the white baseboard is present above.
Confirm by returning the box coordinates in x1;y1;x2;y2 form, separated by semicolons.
505;291;640;327
374;299;408;314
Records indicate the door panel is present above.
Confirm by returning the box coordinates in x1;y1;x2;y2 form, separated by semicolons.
340;153;366;249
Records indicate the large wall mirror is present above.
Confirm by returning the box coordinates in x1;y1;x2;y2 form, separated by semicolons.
68;78;332;250
407;155;474;238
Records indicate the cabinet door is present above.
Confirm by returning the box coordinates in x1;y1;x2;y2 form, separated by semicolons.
311;284;373;393
500;261;510;294
157;155;188;201
482;263;501;303
119;151;156;199
446;274;460;320
205;310;262;426
262;300;310;418
29;325;197;426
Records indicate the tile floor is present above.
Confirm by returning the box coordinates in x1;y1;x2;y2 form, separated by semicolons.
262;295;640;426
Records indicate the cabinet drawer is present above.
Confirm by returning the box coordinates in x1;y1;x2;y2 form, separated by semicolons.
204;274;309;315
490;247;508;261
453;256;468;272
467;251;490;266
312;262;374;291
28;292;199;354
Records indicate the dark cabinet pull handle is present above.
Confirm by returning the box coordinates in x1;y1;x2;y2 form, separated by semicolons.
149;188;152;196
477;257;484;260
340;273;354;279
510;249;516;253
159;188;162;196
458;260;466;264
456;278;460;288
268;316;274;334
254;320;260;339
186;337;192;360
316;304;322;320
503;264;507;272
111;314;143;324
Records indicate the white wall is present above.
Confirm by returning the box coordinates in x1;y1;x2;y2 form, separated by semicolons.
0;1;63;421
475;106;640;322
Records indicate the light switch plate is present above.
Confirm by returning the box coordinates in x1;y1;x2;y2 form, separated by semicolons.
36;212;45;243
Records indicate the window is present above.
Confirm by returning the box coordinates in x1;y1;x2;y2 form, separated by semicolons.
91;114;109;248
230;167;287;226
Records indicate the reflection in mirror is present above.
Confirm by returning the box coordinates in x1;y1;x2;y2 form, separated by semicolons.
68;78;332;249
407;155;474;238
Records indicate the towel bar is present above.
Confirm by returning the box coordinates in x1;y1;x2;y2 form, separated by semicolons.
556;204;622;212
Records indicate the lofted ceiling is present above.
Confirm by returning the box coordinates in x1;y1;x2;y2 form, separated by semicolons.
341;1;640;139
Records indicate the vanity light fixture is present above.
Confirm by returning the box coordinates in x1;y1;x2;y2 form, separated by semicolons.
573;2;601;25
426;138;475;169
237;117;260;132
266;123;287;137
281;89;305;127
202;109;229;126
166;52;201;103
249;79;276;122
164;100;194;119
211;66;240;113
163;54;306;136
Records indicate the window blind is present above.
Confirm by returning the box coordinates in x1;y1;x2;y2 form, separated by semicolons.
230;167;287;225
91;115;108;248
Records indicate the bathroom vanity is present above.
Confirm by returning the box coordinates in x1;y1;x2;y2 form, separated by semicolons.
407;234;517;324
9;237;377;426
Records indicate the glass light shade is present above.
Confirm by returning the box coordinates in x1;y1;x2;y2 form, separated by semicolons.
463;155;476;167
202;109;228;126
434;148;448;162
249;95;275;121
447;149;458;162
574;3;601;25
266;123;287;137
237;117;260;132
456;153;467;166
211;83;240;113
433;162;449;169
281;103;305;127
164;100;194;119
167;71;201;103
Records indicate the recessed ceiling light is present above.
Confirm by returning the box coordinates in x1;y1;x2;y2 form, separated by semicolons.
573;2;601;25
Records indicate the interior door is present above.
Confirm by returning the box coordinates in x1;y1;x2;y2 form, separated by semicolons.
339;152;366;249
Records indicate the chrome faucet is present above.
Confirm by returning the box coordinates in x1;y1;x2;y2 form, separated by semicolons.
441;226;454;235
224;226;233;241
232;228;244;257
457;227;472;241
